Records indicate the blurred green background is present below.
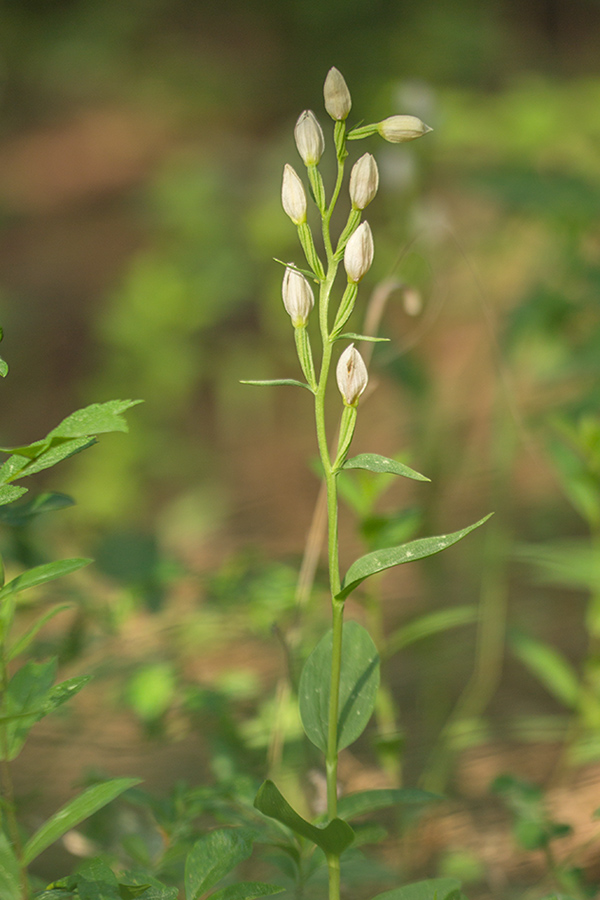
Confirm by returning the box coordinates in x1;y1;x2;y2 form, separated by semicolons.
2;0;600;893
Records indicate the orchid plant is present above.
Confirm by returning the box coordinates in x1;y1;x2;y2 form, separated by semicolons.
243;67;491;900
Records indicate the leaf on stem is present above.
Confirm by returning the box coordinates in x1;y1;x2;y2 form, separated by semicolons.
333;333;390;343
0;557;92;601
343;453;430;482
23;777;142;865
185;829;254;900
240;379;313;392
299;621;380;752
337;514;493;601
8;605;72;660
254;780;354;856
0;485;27;507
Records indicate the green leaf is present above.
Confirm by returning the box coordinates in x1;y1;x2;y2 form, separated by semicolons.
0;557;92;602
254;780;354;856
509;630;580;708
385;606;478;656
338;514;492;600
42;675;92;714
8;604;73;660
370;878;462;900
23;777;142;865
0;356;8;377
0;831;21;900
240;379;313;391
185;829;253;900
0;485;27;507
299;621;379;753
334;333;390;343
337;788;442;820
0;491;75;526
209;882;284;900
2;658;57;759
47;400;143;440
343;453;430;482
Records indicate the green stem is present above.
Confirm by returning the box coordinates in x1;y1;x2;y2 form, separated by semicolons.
326;852;341;900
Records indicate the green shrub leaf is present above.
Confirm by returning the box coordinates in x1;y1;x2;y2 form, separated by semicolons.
370;878;462;900
185;829;254;900
338;515;492;600
299;621;379;752
23;778;142;865
343;453;430;482
254;780;354;856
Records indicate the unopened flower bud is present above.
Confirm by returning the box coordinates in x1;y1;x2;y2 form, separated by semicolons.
378;115;433;143
282;164;307;225
337;344;368;407
282;266;314;327
344;221;374;283
294;110;325;166
324;67;352;121
349;153;379;210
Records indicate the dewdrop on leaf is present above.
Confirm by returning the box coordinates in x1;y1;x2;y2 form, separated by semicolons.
349;153;379;210
294;110;325;166
344;221;374;283
324;67;352;121
282;265;315;327
378;115;433;143
337;344;368;407
281;164;307;225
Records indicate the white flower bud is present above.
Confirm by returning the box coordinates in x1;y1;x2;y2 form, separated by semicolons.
323;67;352;121
294;110;325;166
344;221;374;283
349;153;379;210
336;344;368;407
281;164;307;225
377;115;433;143
282;265;314;327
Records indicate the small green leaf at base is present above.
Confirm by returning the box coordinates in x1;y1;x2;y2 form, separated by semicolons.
299;621;380;753
338;514;493;601
23;777;142;865
370;878;462;900
343;453;430;482
185;829;254;900
240;379;313;392
254;780;354;856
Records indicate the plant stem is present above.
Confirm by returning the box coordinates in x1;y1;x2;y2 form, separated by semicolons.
326;851;341;900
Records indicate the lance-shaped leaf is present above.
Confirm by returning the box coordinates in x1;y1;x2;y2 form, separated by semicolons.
254;780;354;856
384;606;478;657
23;777;142;865
0;485;27;507
509;629;579;709
0;557;91;602
2;658;58;759
240;379;313;392
333;333;390;343
370;878;462;900
185;829;254;900
299;621;380;752
343;453;430;482
210;882;284;900
337;514;492;601
337;788;442;820
0;491;75;527
8;604;72;661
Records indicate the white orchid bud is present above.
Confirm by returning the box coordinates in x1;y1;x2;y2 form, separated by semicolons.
294;110;325;166
282;266;315;327
344;221;374;283
336;344;368;407
323;67;352;121
349;153;379;210
377;115;433;143
281;164;307;225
